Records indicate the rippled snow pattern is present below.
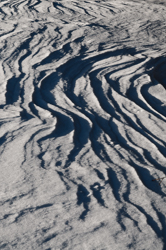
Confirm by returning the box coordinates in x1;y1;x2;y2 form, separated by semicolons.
1;0;166;249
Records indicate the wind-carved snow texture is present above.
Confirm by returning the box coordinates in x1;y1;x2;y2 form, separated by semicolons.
1;0;166;249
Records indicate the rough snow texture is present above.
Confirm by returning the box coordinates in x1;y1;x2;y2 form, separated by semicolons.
1;0;166;249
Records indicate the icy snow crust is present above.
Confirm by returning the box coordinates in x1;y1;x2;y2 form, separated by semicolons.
1;0;166;249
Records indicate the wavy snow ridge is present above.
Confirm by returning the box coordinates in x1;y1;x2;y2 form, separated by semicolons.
1;0;166;249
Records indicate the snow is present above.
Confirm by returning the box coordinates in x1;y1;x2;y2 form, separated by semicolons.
1;0;166;249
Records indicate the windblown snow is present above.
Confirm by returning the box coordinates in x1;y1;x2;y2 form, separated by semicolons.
1;0;166;249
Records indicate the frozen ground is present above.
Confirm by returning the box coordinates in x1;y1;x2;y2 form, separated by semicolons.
1;0;166;249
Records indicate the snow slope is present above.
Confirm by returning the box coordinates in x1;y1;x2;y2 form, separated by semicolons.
1;0;166;249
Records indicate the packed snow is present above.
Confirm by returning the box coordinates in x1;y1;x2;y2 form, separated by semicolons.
1;0;166;249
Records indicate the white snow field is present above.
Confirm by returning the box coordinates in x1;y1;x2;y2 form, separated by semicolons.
1;0;166;249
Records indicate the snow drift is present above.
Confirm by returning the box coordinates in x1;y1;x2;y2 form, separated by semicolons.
1;0;166;249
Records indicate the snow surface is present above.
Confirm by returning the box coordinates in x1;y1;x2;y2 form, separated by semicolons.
1;0;166;249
